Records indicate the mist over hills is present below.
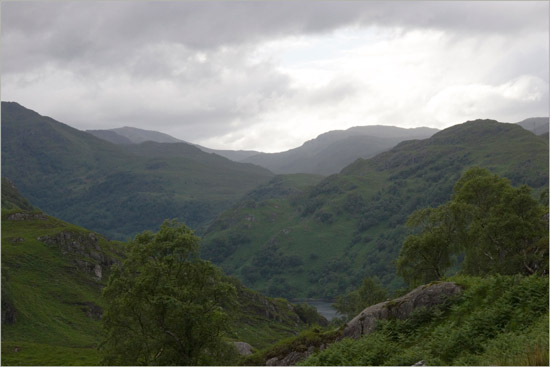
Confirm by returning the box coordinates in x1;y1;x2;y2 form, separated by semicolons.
89;125;440;176
241;126;439;175
88;126;185;144
87;126;262;161
516;117;549;135
87;117;547;177
2;102;273;240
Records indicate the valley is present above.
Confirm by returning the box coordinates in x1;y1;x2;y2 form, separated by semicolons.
1;102;548;366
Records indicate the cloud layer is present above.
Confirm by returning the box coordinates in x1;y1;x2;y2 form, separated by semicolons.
2;1;548;152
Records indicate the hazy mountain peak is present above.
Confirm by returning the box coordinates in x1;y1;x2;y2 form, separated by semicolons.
108;126;185;144
516;117;549;135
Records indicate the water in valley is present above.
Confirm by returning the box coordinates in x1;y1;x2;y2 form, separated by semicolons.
294;299;340;321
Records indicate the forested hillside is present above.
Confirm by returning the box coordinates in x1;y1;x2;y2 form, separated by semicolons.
202;120;549;298
1;102;273;240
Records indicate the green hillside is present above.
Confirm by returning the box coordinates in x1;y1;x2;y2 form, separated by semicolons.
1;102;273;240
1;205;325;365
1;209;126;365
202;120;549;298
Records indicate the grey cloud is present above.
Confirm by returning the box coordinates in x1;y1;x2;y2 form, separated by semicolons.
2;1;547;74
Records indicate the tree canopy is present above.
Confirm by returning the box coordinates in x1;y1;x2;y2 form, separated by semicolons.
397;167;548;287
101;220;238;365
332;276;387;320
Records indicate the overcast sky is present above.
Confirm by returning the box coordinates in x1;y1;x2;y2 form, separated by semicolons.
2;1;548;152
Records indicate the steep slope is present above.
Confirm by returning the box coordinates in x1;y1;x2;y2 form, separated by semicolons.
1;102;273;240
241;126;438;175
1;208;126;365
202;120;549;299
1;204;326;365
1;178;34;211
517;117;549;135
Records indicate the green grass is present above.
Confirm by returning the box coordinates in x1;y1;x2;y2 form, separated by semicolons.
1;341;100;366
1;208;125;365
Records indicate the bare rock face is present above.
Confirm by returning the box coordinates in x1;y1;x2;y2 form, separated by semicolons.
37;231;117;280
341;282;462;340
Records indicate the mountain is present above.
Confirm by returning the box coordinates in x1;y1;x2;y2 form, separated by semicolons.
241;126;439;175
516;117;549;135
88;124;438;175
1;178;34;211
201;120;549;299
100;126;184;144
196;146;262;162
88;126;262;161
1;102;273;240
85;129;134;144
1;193;325;365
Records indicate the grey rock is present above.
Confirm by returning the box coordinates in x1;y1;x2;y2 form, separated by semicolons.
37;231;116;279
412;360;427;366
266;357;279;366
281;351;307;365
341;282;462;340
233;341;253;356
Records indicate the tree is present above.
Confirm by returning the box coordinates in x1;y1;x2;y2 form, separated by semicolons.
101;220;238;365
396;202;468;287
452;168;548;276
333;276;387;320
397;167;548;287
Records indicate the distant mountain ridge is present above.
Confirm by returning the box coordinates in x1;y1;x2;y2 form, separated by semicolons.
2;102;273;240
90;124;440;176
241;125;439;175
516;117;549;135
87;127;262;161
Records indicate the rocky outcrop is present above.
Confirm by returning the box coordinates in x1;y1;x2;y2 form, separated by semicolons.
256;282;461;366
37;231;118;280
233;341;254;356
341;282;462;340
265;345;329;366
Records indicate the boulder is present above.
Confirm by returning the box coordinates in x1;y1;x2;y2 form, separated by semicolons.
233;341;253;356
341;282;462;340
